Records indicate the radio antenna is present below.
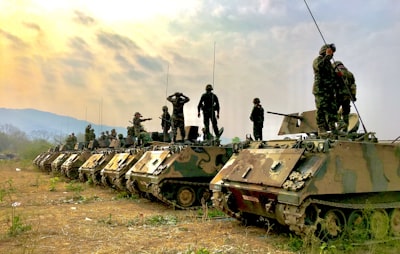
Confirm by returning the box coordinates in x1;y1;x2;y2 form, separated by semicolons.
303;0;368;134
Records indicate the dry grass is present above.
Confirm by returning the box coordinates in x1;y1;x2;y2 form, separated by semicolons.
0;161;294;254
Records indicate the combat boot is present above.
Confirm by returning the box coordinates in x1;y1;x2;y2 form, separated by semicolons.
329;122;339;139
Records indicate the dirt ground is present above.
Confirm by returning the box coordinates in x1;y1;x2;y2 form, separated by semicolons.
0;161;295;254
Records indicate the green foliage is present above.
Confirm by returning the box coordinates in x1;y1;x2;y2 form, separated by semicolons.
145;214;178;226
231;137;241;143
0;124;53;161
287;234;303;252
49;177;60;191
184;246;210;254
66;181;84;200
8;208;32;237
115;191;139;200
197;207;226;218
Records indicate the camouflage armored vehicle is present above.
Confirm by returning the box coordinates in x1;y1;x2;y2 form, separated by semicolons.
60;150;92;179
125;144;233;208
211;110;400;241
51;152;74;174
78;150;117;184
100;148;145;190
38;149;63;173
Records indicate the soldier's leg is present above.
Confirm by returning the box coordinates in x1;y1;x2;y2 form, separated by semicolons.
315;96;329;135
342;98;351;127
179;119;185;141
203;114;211;139
171;117;177;142
211;113;219;137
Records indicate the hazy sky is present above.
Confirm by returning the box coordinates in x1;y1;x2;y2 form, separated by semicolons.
1;0;399;140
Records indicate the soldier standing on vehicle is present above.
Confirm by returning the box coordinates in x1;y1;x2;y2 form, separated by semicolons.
333;61;357;132
133;112;152;138
160;105;171;142
250;98;264;141
167;92;190;142
312;43;338;136
197;84;222;140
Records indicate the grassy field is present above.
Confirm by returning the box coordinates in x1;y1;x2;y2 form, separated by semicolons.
1;160;399;254
0;160;295;254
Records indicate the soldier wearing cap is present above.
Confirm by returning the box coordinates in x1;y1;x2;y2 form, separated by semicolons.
312;43;338;136
333;61;357;132
133;112;151;138
197;84;221;140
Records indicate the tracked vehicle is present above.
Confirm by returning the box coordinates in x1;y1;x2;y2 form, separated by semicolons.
125;144;233;209
61;150;92;179
100;148;146;190
51;152;74;174
78;150;116;184
211;110;400;241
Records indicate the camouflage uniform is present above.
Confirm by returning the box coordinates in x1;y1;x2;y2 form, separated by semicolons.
197;84;221;140
167;93;190;142
132;112;151;145
161;106;171;142
250;98;264;141
333;61;357;131
312;44;338;134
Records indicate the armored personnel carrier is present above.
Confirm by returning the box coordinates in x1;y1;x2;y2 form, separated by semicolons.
38;149;63;173
125;144;233;209
100;148;145;190
61;150;92;179
51;152;74;174
78;150;117;184
211;110;400;241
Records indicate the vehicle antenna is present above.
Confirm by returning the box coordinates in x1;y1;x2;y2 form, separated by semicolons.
303;0;368;134
211;42;216;137
164;63;170;135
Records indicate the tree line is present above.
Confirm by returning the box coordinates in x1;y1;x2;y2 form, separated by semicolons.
0;124;60;161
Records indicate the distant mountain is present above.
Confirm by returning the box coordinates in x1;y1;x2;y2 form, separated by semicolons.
0;108;126;141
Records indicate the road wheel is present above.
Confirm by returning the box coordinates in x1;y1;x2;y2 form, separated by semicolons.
322;209;346;240
347;210;369;241
370;209;389;239
389;208;400;236
177;186;196;207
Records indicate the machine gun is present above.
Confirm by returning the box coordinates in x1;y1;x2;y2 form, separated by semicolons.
267;110;318;136
267;111;303;120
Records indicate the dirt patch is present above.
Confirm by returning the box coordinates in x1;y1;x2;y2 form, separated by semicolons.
0;161;295;254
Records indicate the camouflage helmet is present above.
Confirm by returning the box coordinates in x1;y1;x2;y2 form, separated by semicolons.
134;112;142;117
205;84;213;91
162;105;168;111
333;61;344;68
253;98;260;104
319;43;336;55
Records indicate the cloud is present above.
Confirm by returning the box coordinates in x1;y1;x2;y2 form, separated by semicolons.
22;22;41;32
73;10;96;26
97;31;140;51
0;29;28;50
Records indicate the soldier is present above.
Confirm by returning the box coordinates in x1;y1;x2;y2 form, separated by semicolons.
160;105;171;142
250;98;264;141
70;132;77;148
84;124;93;147
197;84;222;140
312;43;338;136
110;128;117;140
333;61;357;132
167;92;190;142
133;112;152;138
